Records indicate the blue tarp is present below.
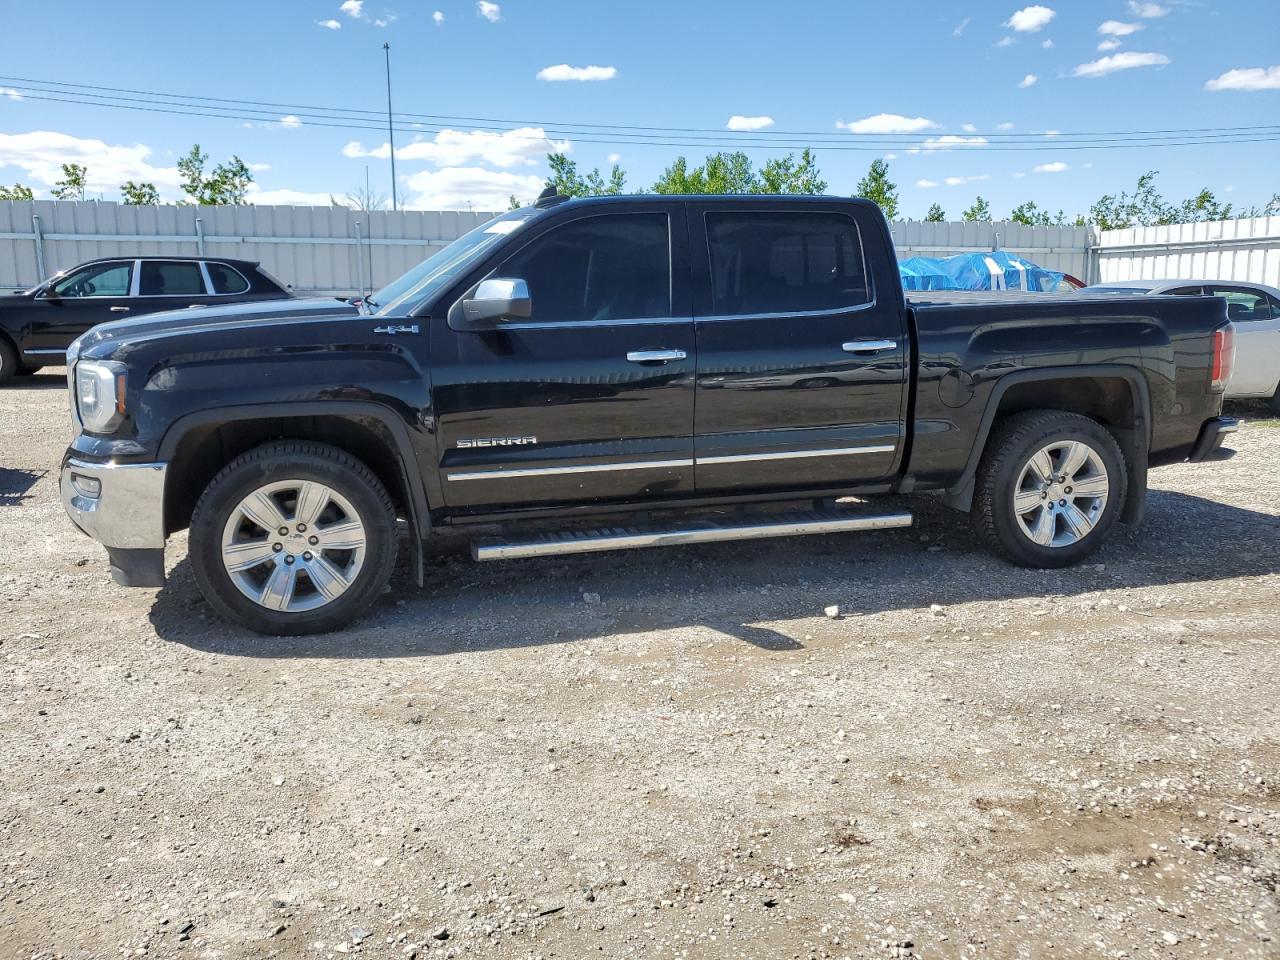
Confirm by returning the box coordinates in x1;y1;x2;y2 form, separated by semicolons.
899;250;1066;292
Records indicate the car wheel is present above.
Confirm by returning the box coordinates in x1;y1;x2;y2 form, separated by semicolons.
973;409;1127;569
0;338;18;386
189;441;398;635
15;364;44;377
1269;385;1280;415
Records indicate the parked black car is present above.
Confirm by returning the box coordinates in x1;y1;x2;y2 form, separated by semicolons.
0;256;291;383
60;193;1237;635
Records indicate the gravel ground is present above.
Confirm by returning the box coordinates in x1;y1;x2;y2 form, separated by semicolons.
2;371;1278;960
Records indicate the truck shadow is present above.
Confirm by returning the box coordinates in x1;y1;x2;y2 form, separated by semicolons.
150;487;1280;659
0;467;48;506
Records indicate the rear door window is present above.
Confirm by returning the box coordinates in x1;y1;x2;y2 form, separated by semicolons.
1208;286;1274;322
704;211;870;316
138;261;207;297
206;262;250;294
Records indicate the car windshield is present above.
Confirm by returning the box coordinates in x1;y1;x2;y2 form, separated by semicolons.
369;210;536;317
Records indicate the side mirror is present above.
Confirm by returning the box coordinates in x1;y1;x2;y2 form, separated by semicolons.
454;278;532;331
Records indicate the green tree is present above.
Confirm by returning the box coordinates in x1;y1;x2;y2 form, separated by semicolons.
1010;200;1052;226
757;148;827;195
653;151;759;194
924;202;946;222
0;183;34;201
51;163;88;201
546;153;627;198
507;194;521;211
1089;171;1174;229
120;181;160;205
853;159;899;220
962;196;992;222
177;144;254;205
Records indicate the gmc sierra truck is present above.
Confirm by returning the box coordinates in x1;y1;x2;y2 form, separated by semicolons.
60;192;1238;635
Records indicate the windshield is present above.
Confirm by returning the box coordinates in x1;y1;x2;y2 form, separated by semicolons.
369;209;536;317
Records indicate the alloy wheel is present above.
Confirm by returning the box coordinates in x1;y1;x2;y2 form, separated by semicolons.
220;480;367;612
1012;440;1110;548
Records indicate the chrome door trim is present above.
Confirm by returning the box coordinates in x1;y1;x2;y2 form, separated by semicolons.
697;444;896;466
695;300;878;324
24;347;70;356
447;457;694;482
626;349;687;363
842;339;897;353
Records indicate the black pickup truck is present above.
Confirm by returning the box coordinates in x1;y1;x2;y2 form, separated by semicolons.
59;193;1238;634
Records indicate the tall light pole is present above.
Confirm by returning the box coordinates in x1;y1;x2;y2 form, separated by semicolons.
383;41;398;211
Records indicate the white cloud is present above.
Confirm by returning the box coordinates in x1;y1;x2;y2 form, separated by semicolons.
946;174;991;186
1043;129;1061;137
962;122;977;133
405;167;541;210
0;130;183;197
1073;51;1171;77
1035;161;1069;173
343;127;570;169
0;88;22;101
1019;73;1038;88
1014;171;1027;178
373;15;396;27
1097;38;1122;51
476;1;500;22
996;36;1016;47
339;0;364;18
607;152;622;164
883;153;897;160
1098;20;1141;36
1004;5;1056;32
245;186;337;206
1205;66;1280;92
911;135;989;154
279;115;302;129
432;10;444;23
839;113;938;134
1128;1;1167;16
953;17;971;36
316;18;341;29
727;115;775;131
996;122;1015;130
536;64;617;82
917;179;940;188
1041;39;1054;48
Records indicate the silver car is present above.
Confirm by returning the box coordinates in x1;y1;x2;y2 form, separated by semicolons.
1087;279;1280;409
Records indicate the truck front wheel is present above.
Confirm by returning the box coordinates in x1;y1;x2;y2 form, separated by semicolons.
189;441;398;635
973;410;1128;569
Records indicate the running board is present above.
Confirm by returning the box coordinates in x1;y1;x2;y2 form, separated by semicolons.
471;509;913;562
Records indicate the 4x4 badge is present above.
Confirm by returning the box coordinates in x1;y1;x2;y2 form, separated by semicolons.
373;324;419;335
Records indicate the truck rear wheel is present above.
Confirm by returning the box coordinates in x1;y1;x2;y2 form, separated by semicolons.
0;338;18;386
189;441;398;635
973;410;1127;569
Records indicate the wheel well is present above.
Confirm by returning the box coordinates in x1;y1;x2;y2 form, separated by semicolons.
992;376;1137;433
946;374;1149;523
164;415;412;535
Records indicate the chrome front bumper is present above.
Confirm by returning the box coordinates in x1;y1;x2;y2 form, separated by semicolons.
61;457;168;548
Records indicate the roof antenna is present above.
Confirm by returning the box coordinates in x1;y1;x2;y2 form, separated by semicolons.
534;185;570;209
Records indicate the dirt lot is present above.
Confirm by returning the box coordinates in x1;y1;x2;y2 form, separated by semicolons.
1;372;1277;960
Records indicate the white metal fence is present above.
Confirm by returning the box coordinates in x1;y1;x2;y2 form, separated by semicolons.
0;200;500;296
1;199;1103;295
6;200;1275;295
1096;216;1280;288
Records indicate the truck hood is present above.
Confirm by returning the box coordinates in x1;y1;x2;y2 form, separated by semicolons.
73;296;360;356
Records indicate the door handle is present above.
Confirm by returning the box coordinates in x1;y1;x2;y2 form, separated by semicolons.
842;339;897;354
109;306;130;313
626;349;687;363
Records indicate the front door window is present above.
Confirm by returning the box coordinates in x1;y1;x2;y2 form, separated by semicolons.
51;261;132;298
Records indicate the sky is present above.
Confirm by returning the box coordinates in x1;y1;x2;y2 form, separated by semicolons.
0;0;1275;218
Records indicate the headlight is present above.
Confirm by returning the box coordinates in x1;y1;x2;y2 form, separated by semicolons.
75;359;128;433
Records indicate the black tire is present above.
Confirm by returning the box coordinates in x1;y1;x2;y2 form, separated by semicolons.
1268;386;1280;415
973;409;1128;569
0;338;18;386
15;364;44;377
189;441;398;635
